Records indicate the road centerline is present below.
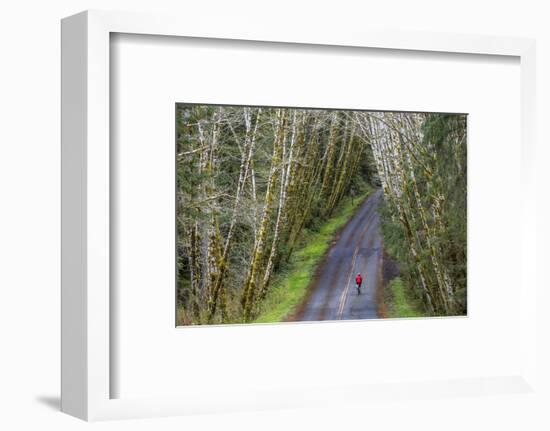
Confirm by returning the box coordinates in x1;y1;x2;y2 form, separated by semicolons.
336;212;375;319
336;247;359;319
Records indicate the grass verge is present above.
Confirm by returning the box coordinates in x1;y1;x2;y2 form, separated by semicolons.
385;277;427;318
254;189;371;323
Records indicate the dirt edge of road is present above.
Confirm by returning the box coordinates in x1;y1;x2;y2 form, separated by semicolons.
377;250;400;318
285;191;375;322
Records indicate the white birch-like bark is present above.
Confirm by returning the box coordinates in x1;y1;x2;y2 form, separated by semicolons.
259;109;298;299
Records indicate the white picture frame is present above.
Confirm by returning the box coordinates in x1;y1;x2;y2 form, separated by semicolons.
61;9;538;421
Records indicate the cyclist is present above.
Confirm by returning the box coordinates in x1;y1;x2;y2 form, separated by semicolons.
355;273;363;294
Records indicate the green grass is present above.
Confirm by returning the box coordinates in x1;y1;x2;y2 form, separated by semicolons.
385;277;427;318
254;189;371;323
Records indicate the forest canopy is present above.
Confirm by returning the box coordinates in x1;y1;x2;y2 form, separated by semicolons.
176;105;467;324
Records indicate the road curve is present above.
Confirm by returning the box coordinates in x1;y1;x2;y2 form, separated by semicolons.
291;189;383;321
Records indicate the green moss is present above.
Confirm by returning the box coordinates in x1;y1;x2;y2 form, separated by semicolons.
386;277;426;318
254;189;371;323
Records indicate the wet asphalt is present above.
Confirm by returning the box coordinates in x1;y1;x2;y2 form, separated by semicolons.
292;189;383;321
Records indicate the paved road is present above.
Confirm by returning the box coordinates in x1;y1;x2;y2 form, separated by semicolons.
291;189;383;321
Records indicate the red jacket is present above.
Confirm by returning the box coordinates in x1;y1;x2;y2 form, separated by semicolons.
355;274;362;284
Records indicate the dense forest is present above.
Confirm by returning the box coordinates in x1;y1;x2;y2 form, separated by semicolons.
176;105;467;324
357;112;467;316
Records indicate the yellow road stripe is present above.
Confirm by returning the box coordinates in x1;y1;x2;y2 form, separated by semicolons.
337;247;358;319
336;215;375;319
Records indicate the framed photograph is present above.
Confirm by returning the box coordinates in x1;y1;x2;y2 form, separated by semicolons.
61;10;538;421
